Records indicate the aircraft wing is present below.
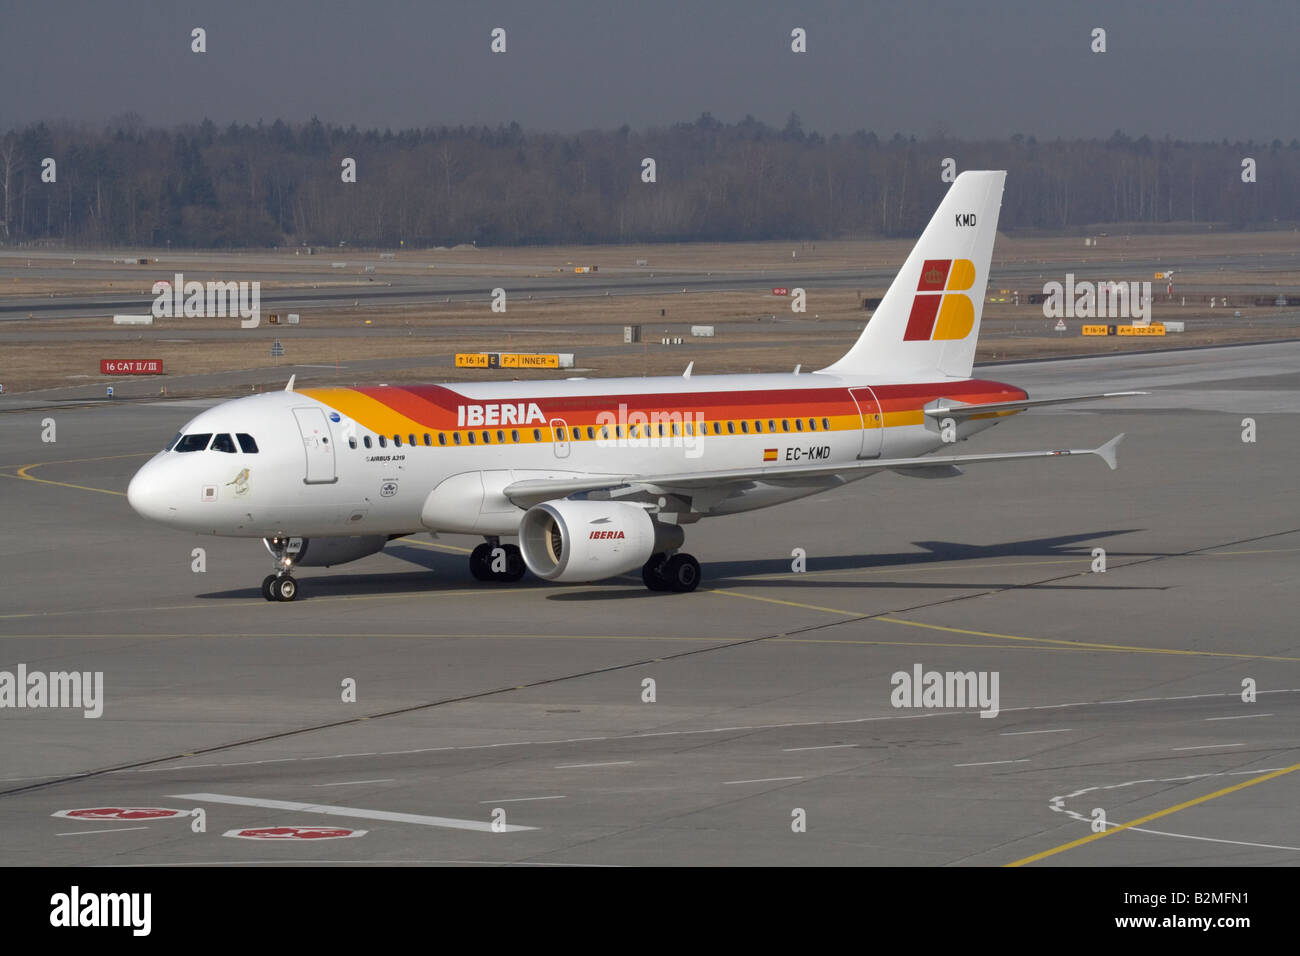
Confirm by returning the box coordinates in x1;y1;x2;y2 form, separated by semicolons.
502;434;1125;508
923;391;1145;420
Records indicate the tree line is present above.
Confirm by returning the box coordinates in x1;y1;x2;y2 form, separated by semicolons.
1;112;1296;248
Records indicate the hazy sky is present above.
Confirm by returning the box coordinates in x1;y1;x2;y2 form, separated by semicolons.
3;0;1297;140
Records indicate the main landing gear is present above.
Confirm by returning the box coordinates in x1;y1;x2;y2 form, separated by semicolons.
469;538;526;583
262;537;299;602
641;552;701;593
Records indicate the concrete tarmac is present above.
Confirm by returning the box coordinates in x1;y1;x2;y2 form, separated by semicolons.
0;343;1297;865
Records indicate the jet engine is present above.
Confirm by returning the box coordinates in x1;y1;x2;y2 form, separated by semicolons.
518;500;683;582
263;535;388;568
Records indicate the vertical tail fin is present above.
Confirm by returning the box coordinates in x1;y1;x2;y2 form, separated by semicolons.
819;170;1005;381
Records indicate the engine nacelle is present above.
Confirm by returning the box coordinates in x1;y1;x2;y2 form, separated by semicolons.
263;535;388;568
518;500;683;582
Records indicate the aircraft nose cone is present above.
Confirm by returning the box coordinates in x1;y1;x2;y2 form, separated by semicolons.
127;462;171;523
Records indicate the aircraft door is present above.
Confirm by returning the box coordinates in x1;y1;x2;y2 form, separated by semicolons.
292;406;338;483
550;418;571;459
847;387;883;459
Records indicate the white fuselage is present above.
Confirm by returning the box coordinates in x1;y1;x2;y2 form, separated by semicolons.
126;371;1023;539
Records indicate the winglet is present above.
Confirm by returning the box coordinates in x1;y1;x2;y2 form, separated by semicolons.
1093;433;1124;470
285;374;296;392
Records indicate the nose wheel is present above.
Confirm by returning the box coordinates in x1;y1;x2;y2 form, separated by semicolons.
261;573;299;602
262;536;300;601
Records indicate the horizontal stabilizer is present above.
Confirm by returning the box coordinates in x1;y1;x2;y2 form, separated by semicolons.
924;391;1146;420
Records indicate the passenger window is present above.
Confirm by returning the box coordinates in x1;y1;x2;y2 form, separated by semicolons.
212;434;237;453
753;421;762;433
795;419;803;432
175;433;212;452
468;432;476;444
533;429;541;441
497;430;504;444
740;421;749;434
511;429;519;442
393;435;402;447
712;422;720;435
808;419;817;431
727;422;735;434
423;433;431;446
165;432;182;451
364;435;372;449
482;431;490;444
822;417;830;430
348;437;357;449
782;419;789;432
684;422;693;436
438;433;446;446
557;426;566;440
407;434;414;446
586;426;595;439
453;433;461;445
379;435;387;448
768;420;776;432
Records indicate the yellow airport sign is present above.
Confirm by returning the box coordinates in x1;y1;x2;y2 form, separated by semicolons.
1082;325;1110;336
501;353;560;368
1117;324;1165;336
455;353;490;367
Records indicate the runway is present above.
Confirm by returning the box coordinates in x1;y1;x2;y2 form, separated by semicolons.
0;343;1297;866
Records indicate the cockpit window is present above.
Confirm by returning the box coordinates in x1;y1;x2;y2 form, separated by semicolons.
165;432;182;451
175;433;212;452
212;433;237;453
236;433;259;454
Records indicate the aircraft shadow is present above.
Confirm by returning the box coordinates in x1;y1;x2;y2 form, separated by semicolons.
197;529;1162;601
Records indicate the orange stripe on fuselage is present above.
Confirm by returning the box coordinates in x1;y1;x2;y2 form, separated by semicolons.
298;381;1026;437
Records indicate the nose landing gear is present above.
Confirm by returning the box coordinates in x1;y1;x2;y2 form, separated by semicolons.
262;537;300;602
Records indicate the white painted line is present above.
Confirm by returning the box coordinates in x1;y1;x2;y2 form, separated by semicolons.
170;792;534;832
954;759;1031;767
1172;743;1245;751
312;779;395;787
723;776;804;785
554;761;633;769
478;796;566;804
1129;827;1300;853
56;826;150;837
999;729;1073;736
1204;714;1272;721
782;744;857;752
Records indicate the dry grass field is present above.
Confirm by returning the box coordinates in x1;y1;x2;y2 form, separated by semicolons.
2;231;1298;396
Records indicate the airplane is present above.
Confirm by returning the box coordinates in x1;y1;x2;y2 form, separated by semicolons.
127;171;1139;601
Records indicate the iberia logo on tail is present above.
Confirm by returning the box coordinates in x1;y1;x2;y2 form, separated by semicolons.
903;259;976;341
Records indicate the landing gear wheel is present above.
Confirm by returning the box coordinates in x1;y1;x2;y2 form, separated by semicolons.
642;553;670;592
275;576;298;602
664;553;700;593
469;543;494;581
500;544;526;583
261;575;278;602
